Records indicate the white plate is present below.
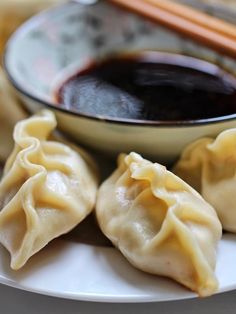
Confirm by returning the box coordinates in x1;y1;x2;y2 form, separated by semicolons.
0;232;235;303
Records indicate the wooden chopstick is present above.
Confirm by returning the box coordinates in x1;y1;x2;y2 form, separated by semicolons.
146;0;236;41
109;0;236;58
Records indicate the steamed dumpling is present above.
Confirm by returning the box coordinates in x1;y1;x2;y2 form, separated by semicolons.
96;152;222;297
0;110;98;269
0;0;60;54
0;68;27;162
174;129;236;233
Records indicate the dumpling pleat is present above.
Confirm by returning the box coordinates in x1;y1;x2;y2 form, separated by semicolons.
96;152;222;297
0;110;98;269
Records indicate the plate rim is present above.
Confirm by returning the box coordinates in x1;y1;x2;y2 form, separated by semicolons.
0;234;235;303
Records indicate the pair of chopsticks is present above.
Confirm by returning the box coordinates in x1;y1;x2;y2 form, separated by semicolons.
109;0;236;58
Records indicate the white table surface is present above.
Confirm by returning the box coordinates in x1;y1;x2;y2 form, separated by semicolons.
0;284;235;314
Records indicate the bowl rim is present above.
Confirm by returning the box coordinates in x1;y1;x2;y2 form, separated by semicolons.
3;1;236;128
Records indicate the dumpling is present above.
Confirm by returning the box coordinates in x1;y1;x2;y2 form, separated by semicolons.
173;129;236;233
0;0;60;54
0;110;98;270
96;152;222;297
0;67;27;162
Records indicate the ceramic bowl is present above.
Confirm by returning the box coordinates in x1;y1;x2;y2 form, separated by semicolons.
4;0;236;163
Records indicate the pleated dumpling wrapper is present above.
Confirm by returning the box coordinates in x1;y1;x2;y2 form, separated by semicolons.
96;152;222;297
174;129;236;233
0;110;98;270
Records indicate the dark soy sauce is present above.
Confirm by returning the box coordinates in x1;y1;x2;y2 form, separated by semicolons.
56;52;236;121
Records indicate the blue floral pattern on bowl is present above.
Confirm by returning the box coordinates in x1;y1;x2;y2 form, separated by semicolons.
5;0;236;104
